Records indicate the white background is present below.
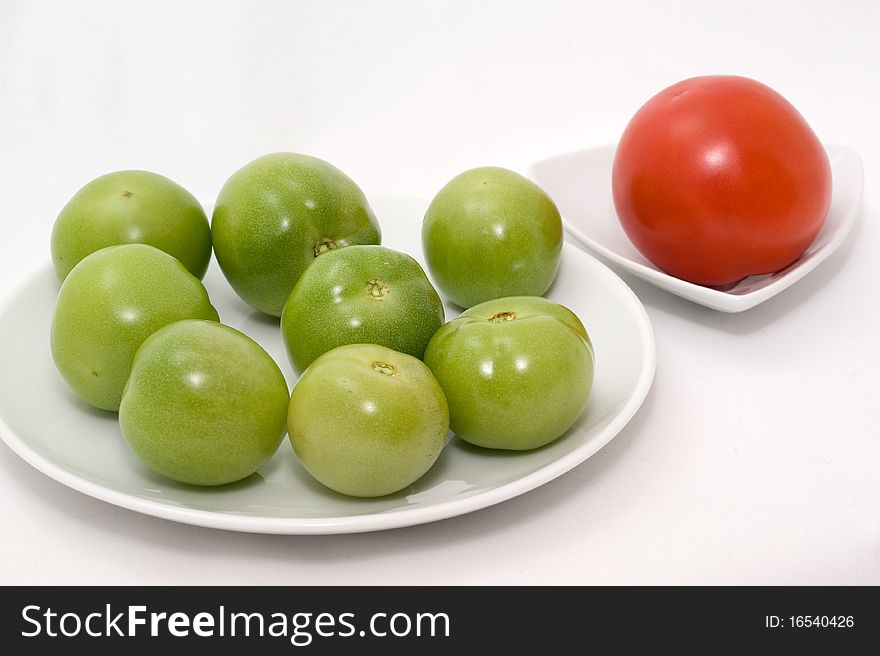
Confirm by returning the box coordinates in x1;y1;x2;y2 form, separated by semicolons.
1;0;878;584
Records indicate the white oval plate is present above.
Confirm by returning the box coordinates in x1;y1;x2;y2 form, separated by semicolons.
529;144;864;312
0;196;655;534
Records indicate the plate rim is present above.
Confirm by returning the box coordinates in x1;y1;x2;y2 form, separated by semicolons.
529;143;864;313
0;238;656;536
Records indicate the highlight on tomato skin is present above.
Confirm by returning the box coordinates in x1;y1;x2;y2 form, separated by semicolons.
611;75;832;288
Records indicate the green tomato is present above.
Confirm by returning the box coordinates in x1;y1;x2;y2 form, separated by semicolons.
422;167;563;308
423;296;594;450
51;170;212;281
288;344;449;497
212;153;381;316
50;244;219;411
119;320;289;486
281;245;444;374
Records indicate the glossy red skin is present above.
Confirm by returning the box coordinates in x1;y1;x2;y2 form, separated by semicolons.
612;76;832;287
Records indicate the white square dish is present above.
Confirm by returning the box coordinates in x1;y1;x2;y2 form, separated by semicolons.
529;144;864;312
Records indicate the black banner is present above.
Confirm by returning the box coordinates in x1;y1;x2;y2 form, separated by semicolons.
0;586;875;653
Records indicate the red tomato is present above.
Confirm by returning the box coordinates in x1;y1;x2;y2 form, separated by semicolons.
611;76;832;287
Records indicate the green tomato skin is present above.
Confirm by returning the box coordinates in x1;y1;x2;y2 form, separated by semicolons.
51;170;212;281
422;167;563;308
423;296;594;451
288;344;449;497
212;153;381;317
50;244;219;411
119;320;289;486
281;245;445;374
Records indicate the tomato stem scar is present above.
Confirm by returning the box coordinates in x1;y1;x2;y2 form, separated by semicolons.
371;361;397;376
313;238;338;257
365;278;389;300
489;311;516;323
